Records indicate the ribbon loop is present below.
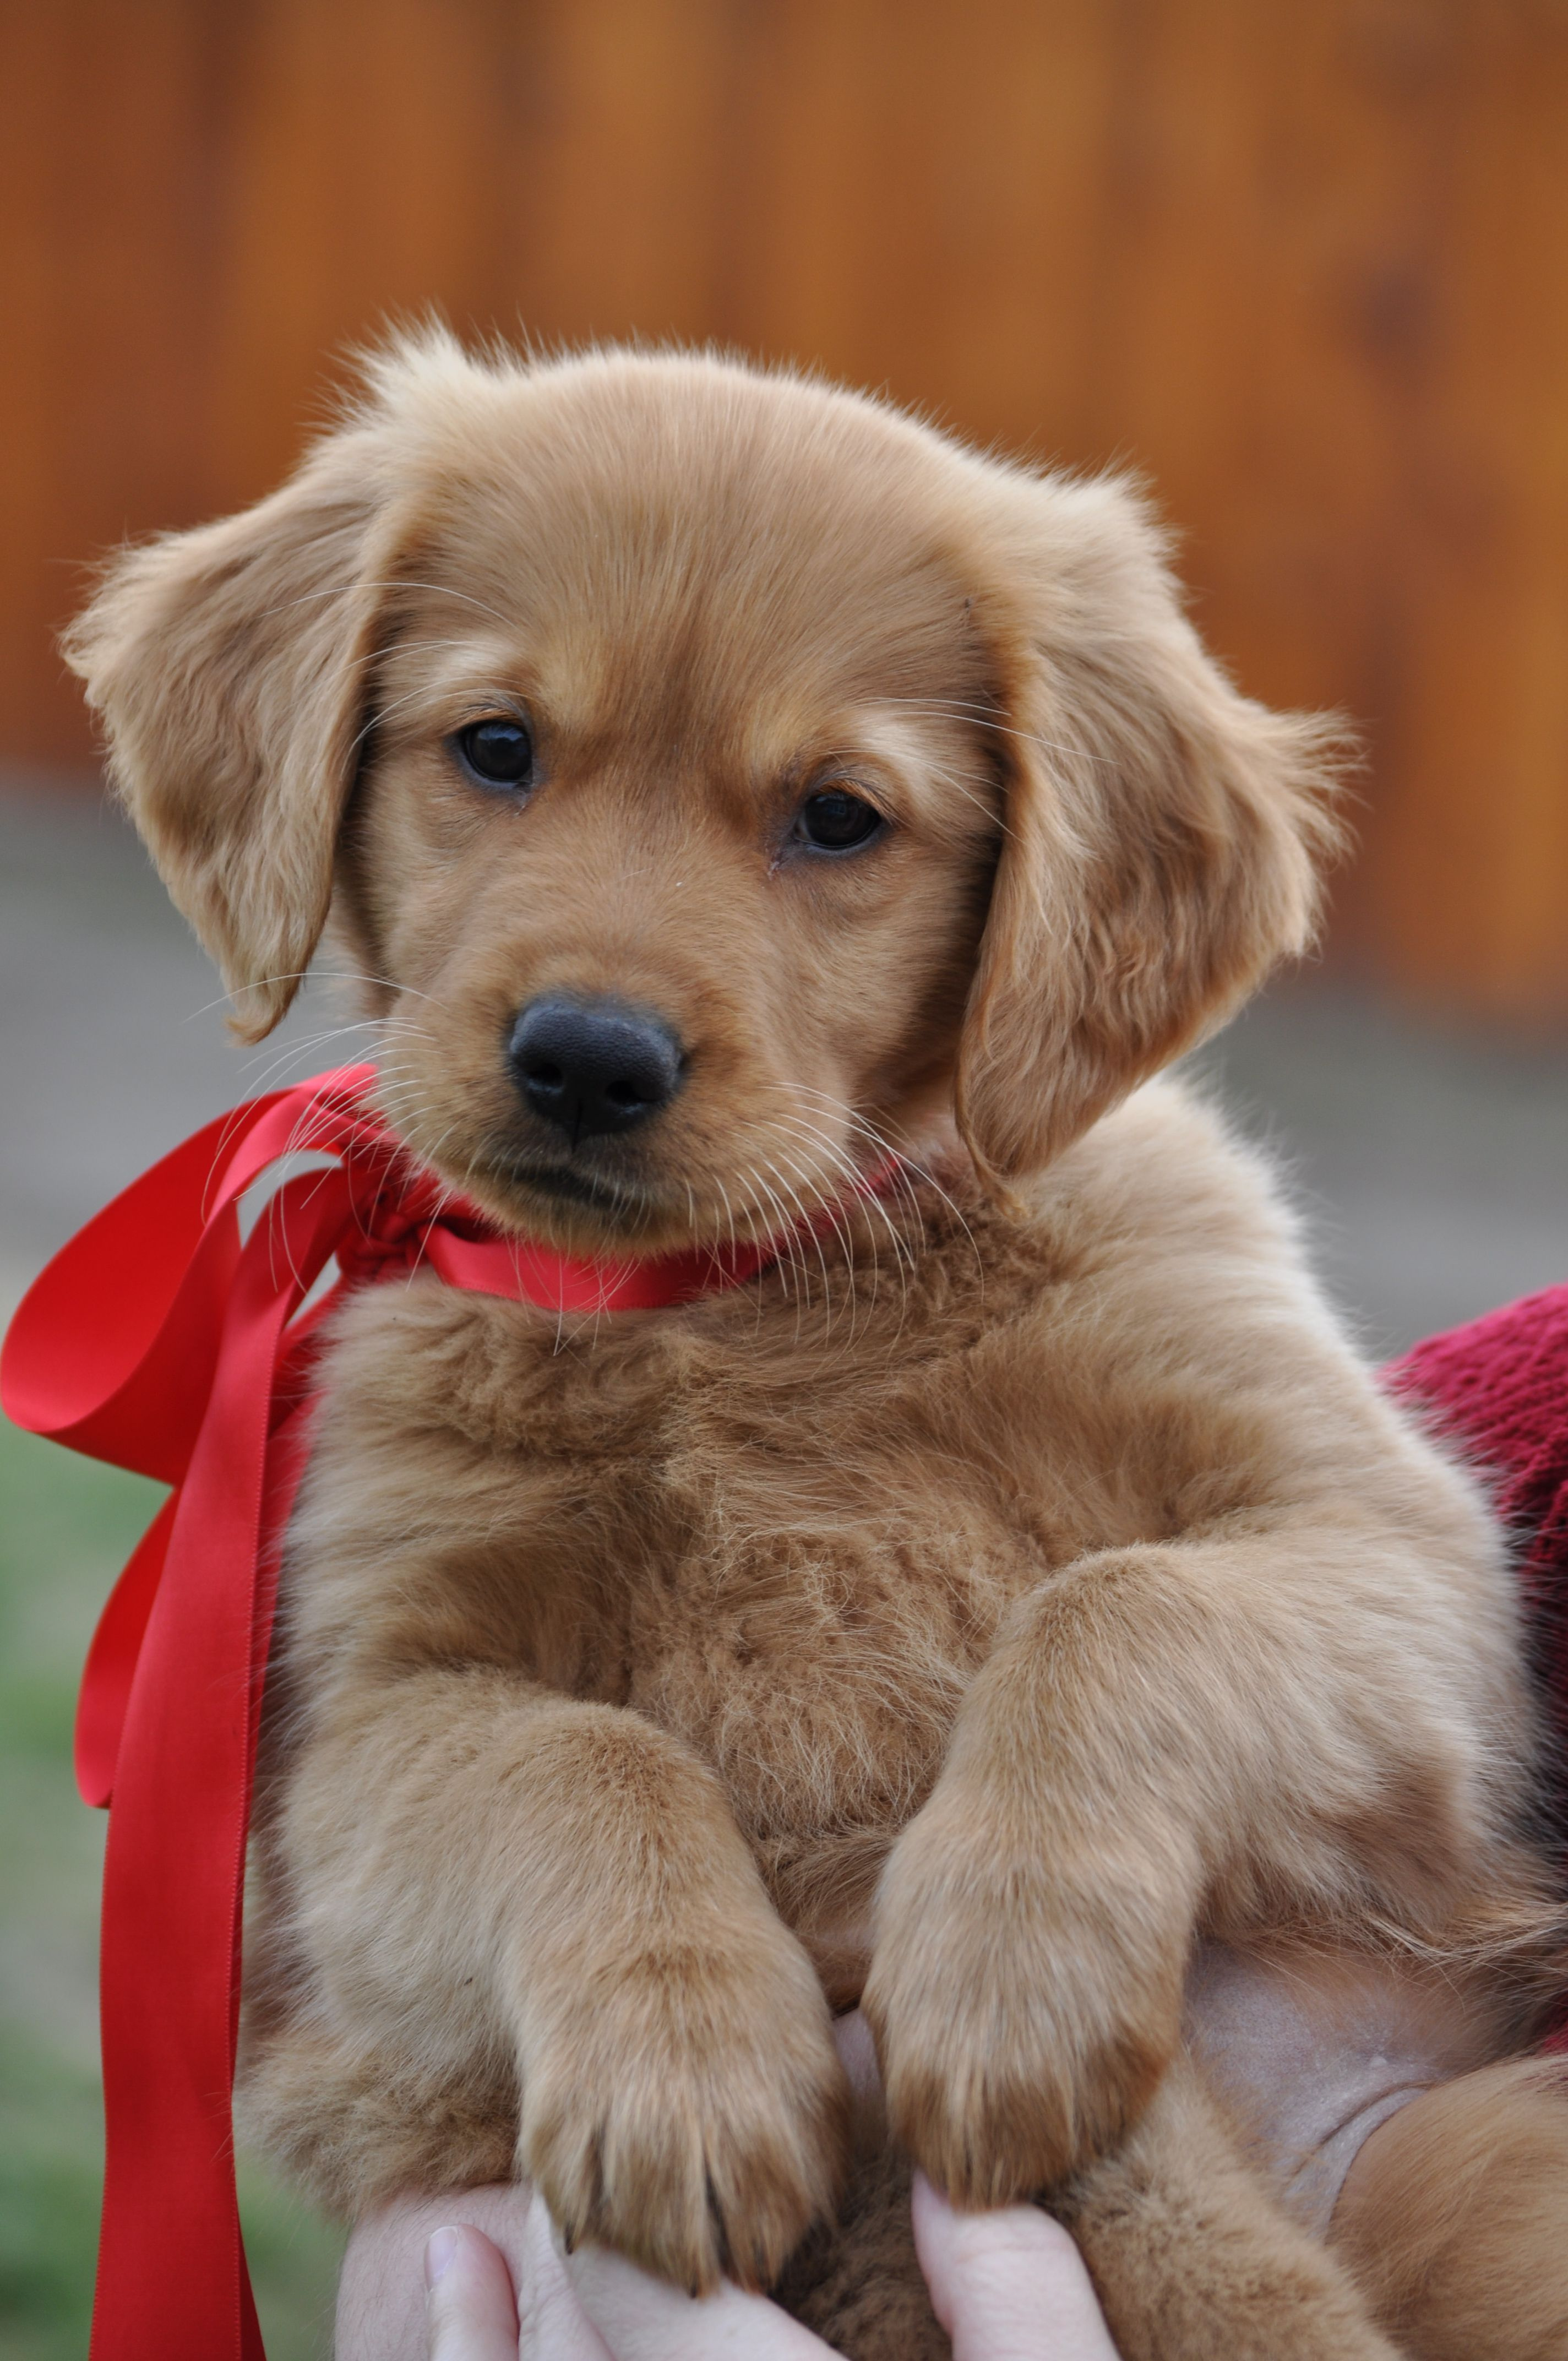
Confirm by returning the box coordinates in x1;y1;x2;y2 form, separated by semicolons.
0;1063;822;2361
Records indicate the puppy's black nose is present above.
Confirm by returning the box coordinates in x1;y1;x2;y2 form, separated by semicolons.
507;997;685;1143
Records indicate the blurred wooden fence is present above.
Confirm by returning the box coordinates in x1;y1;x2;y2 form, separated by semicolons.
3;0;1567;1017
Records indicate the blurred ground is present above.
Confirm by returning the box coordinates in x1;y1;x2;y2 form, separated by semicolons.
4;779;1568;2356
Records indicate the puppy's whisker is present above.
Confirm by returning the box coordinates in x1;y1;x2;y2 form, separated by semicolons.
347;681;446;759
743;1162;814;1325
318;632;511;698
755;1136;858;1312
251;578;517;634
766;1105;915;1253
755;1152;838;1336
777;1138;891;1353
775;1124;909;1320
763;1087;972;1308
349;670;535;761
765;1120;916;1344
743;1088;922;1299
712;1176;741;1271
238;1016;393;1062
238;1019;428;1097
769;1080;972;1269
891;694;1120;772
750;1085;916;1221
916;754;1013;839
399;1135;465;1287
184;969;449;1025
742;1163;807;1309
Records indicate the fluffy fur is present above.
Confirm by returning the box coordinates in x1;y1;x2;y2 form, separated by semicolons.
1332;2057;1568;2359
66;336;1568;2358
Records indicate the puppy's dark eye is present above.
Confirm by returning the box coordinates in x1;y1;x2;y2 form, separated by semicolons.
453;716;535;791
796;787;884;852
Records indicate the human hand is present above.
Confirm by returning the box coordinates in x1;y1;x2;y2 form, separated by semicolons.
338;2004;861;2361
416;2173;1121;2360
341;2010;1121;2360
422;2190;833;2358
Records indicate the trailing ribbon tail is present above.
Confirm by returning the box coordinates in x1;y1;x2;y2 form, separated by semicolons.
74;1494;176;1810
2;1068;383;2361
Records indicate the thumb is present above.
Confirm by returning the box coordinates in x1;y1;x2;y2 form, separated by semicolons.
425;2223;521;2360
911;2175;1121;2361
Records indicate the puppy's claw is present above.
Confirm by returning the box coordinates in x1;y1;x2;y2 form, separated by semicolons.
518;1925;850;2295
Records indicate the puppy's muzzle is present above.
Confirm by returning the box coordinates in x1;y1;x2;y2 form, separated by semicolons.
507;995;686;1144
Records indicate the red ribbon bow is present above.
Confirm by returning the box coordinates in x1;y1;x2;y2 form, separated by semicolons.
0;1065;785;2361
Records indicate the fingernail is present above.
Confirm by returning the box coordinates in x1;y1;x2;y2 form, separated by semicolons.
424;2225;461;2288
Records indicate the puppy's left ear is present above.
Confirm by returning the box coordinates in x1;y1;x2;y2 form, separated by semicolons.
956;475;1346;1185
62;421;408;1040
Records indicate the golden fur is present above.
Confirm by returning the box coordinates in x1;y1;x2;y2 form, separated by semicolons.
66;335;1568;2358
1332;2057;1568;2359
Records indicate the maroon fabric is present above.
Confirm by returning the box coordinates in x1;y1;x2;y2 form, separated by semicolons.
1385;1283;1568;2048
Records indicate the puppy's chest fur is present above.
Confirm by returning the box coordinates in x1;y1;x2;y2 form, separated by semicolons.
287;1185;1164;1995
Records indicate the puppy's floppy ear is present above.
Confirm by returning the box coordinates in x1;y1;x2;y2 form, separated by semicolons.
62;423;406;1041
956;475;1345;1185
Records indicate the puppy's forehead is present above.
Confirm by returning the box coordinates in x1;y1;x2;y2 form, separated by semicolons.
398;362;989;756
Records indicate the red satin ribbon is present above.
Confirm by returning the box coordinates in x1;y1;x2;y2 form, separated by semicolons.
0;1065;792;2361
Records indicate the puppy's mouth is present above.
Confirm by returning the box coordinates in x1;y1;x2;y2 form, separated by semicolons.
462;1142;777;1257
470;1147;673;1234
496;1160;649;1214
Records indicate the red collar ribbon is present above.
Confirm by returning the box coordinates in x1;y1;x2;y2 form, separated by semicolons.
0;1064;804;2361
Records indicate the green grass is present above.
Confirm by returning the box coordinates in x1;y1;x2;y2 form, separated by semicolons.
0;1419;345;2361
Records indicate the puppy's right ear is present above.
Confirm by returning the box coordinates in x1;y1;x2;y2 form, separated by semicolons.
63;426;404;1040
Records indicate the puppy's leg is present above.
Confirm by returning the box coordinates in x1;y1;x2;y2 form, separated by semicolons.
865;1525;1498;2208
1060;2054;1403;2361
239;2016;519;2211
1330;2055;1568;2360
280;1667;849;2291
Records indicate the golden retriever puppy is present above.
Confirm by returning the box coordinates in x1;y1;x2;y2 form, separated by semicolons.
66;336;1568;2360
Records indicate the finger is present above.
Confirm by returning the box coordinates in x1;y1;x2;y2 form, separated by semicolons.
564;2240;839;2359
425;2224;521;2361
341;2193;526;2361
911;2174;1122;2361
516;2194;613;2361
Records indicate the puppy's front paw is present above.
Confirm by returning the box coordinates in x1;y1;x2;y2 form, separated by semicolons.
862;1786;1187;2205
518;1919;850;2294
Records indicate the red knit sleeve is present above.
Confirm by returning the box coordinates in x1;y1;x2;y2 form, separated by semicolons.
1386;1286;1568;2046
1386;1283;1568;1634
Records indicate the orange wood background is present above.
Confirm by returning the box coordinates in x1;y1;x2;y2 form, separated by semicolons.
3;0;1567;1018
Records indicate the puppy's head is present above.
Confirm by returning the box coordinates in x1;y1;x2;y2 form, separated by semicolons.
66;335;1340;1252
